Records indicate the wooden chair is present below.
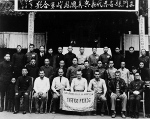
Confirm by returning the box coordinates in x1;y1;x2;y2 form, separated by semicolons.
128;92;145;118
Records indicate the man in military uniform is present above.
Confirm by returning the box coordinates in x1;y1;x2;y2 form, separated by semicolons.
129;72;144;118
99;46;111;69
0;53;13;112
12;45;25;79
14;67;32;114
25;44;38;66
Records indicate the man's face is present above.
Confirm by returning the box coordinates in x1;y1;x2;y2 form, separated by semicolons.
97;61;103;67
129;48;134;54
132;69;137;74
17;46;22;53
141;50;146;56
40;46;45;53
77;71;82;79
31;59;36;66
104;47;108;53
135;73;140;80
29;46;34;52
121;62;125;68
39;71;45;78
139;62;144;68
92;48;97;54
58;69;64;77
68;46;73;52
72;58;77;65
11;78;16;84
115;73;120;79
45;59;50;66
22;69;28;76
95;72;100;79
48;49;53;54
109;61;114;67
115;48;120;53
58;47;63;53
84;62;89;67
80;48;84;54
5;54;10;61
59;61;65;67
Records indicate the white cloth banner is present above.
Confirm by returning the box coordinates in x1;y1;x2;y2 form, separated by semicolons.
60;91;96;112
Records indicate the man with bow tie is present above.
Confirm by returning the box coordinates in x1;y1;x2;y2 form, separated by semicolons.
51;68;70;114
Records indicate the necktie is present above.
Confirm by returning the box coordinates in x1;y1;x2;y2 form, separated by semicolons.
60;77;62;83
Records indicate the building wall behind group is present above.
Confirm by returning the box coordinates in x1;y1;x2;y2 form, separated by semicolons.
124;34;149;51
0;32;46;49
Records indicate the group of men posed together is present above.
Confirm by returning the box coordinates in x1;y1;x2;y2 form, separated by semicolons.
0;44;150;119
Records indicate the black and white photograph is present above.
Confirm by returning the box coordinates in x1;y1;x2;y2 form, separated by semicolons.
0;0;150;119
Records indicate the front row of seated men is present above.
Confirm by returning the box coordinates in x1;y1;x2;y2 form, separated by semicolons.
14;67;144;118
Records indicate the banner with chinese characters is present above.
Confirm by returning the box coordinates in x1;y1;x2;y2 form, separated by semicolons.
139;15;146;51
60;91;96;112
15;0;139;11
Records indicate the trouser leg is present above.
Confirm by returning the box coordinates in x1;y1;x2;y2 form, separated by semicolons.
52;93;59;112
111;94;117;111
135;95;141;113
98;95;106;113
40;93;46;112
23;93;29;112
129;95;135;113
119;93;127;112
15;92;22;111
34;93;39;111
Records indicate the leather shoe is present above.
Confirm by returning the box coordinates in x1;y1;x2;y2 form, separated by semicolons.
13;111;19;114
22;111;26;114
111;113;116;118
121;112;126;118
52;111;55;114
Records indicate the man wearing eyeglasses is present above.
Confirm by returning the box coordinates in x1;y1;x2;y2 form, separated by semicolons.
129;73;144;118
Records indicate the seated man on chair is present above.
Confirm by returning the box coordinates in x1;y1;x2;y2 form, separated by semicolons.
71;69;87;92
33;70;50;114
14;67;32;114
88;70;107;116
109;71;127;118
129;72;144;118
51;68;70;114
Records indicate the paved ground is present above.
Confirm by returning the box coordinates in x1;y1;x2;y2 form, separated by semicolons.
0;111;147;119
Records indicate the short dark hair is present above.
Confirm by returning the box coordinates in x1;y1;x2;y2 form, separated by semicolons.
115;71;121;74
31;58;36;61
129;46;134;50
17;45;21;48
39;45;45;49
5;52;10;56
29;44;35;47
22;67;28;71
73;57;78;61
95;70;100;73
77;69;82;72
39;70;45;74
84;60;89;63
